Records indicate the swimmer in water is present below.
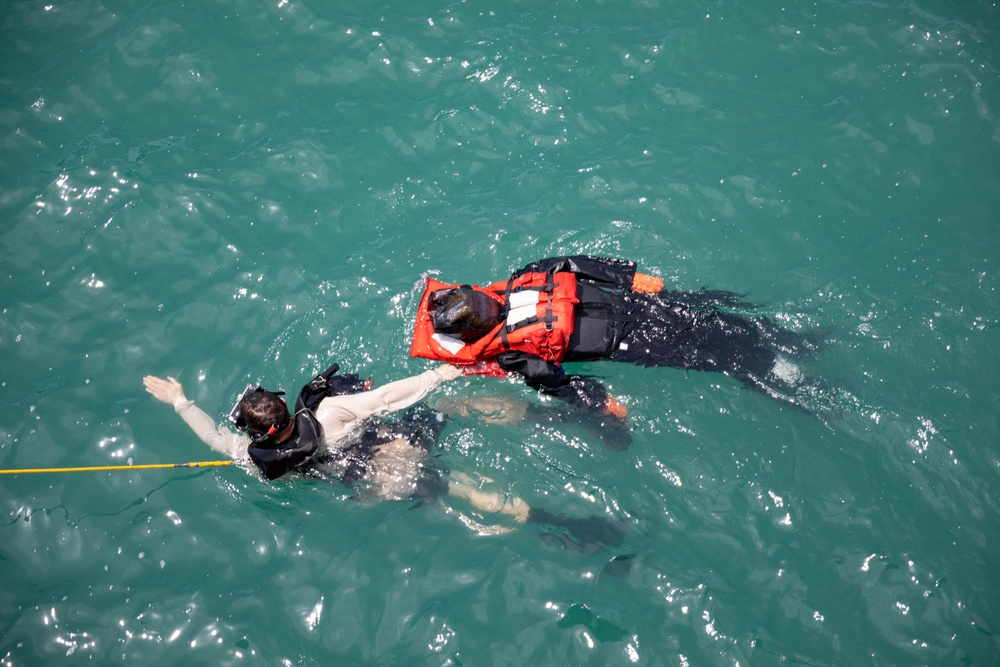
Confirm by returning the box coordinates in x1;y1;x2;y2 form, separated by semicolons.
411;255;833;431
144;363;626;552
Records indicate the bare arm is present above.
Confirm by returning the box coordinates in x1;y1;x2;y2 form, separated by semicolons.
143;375;248;460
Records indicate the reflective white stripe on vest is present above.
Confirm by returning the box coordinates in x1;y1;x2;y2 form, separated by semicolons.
432;333;467;354
506;290;541;327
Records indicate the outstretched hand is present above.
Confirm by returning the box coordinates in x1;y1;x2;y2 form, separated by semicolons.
460;360;508;378
143;375;187;407
435;364;464;382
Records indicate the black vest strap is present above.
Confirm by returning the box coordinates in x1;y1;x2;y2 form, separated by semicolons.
502;267;560;338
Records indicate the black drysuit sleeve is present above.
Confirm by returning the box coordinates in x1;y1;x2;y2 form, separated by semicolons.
495;351;609;413
516;255;637;288
495;351;631;450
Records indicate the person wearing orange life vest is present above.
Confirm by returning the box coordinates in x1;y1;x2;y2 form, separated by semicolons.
411;255;829;423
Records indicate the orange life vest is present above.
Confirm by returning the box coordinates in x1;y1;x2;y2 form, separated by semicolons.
410;271;579;374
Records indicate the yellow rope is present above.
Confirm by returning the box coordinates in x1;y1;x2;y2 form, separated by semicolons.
0;460;233;475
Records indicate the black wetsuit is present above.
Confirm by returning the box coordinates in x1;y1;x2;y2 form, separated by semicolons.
494;256;822;416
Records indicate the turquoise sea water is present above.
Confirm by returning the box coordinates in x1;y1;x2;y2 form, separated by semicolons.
2;0;998;664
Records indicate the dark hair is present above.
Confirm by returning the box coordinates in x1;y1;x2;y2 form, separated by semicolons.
239;391;289;436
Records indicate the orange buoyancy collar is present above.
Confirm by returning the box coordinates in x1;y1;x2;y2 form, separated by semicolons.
410;271;579;373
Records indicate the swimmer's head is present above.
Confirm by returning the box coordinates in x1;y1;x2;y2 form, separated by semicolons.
230;386;290;442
